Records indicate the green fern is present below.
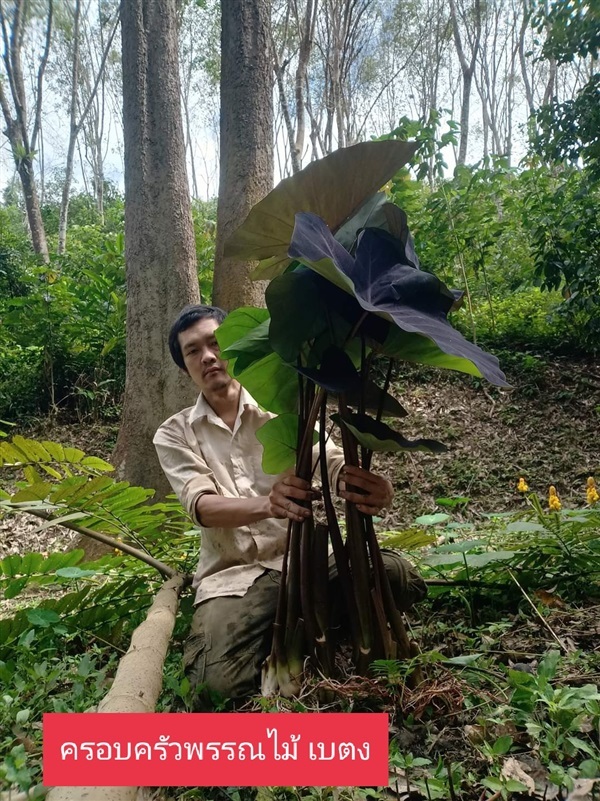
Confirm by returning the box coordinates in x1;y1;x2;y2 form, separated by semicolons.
0;574;158;659
1;435;196;558
0;435;113;479
0;549;105;599
0;436;198;643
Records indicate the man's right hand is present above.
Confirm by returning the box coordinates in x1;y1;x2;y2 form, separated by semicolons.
268;476;322;522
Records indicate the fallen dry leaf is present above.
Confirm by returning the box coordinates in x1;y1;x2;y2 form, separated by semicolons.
501;756;536;795
534;589;567;609
566;778;599;801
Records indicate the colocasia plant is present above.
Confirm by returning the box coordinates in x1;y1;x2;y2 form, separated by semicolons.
220;141;508;696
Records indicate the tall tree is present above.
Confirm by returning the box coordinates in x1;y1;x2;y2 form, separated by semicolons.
213;0;274;309
473;0;520;161
56;0;119;253
449;0;482;164
271;0;319;174
0;0;52;261
178;0;220;200
113;0;200;494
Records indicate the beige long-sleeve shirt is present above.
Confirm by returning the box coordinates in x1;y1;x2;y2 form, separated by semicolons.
153;387;345;604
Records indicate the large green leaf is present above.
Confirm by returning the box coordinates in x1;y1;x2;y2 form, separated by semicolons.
337;198;420;269
235;352;298;414
289;212;507;387
297;346;361;392
266;269;331;362
333;412;447;454
380;326;486;378
226;320;273;373
255;414;318;474
216;307;270;351
345;382;408;419
335;193;389;252
217;308;275;376
223;140;418;279
215;307;299;413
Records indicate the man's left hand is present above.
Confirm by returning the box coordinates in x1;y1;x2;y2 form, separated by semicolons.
339;465;394;515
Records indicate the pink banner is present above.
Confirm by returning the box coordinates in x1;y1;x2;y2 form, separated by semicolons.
43;712;389;787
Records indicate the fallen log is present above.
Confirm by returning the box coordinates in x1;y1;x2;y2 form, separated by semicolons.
45;574;188;801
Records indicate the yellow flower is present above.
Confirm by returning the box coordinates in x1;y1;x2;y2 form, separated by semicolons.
517;477;529;493
587;477;599;505
548;485;561;512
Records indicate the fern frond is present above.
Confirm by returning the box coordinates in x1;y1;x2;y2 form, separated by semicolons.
0;435;114;479
0;437;196;617
0;575;160;659
0;549;102;598
2;477;189;547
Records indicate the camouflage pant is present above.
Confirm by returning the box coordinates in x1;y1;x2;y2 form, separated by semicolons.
183;550;427;705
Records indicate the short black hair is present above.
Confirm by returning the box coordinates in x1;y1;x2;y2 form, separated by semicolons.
168;304;227;371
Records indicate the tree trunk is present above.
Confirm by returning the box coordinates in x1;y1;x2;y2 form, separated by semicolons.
213;0;273;310
0;0;52;262
113;0;200;496
17;156;49;262
57;0;81;255
58;6;119;253
458;69;474;164
518;0;535;116
449;0;481;165
273;47;301;174
294;0;316;167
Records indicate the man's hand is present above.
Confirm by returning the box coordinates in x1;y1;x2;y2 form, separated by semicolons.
339;465;394;515
268;476;321;523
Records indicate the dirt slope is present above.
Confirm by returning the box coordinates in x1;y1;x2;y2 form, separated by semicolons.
2;352;599;556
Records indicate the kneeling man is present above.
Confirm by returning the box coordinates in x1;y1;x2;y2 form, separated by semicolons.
154;304;426;704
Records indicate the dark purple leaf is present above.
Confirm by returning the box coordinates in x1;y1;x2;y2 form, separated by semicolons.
332;412;447;454
289;212;508;387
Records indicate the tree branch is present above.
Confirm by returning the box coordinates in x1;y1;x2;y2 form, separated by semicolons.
31;0;53;153
11;507;184;580
74;9;119;139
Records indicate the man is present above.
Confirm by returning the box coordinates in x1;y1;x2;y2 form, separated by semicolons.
154;304;426;704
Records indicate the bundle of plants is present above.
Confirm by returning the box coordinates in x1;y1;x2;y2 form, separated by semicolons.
219;141;508;696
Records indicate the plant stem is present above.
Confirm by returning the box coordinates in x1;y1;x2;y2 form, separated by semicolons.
507;568;567;653
364;514;412;660
22;508;182;580
310;521;333;674
339;394;374;671
319;397;359;648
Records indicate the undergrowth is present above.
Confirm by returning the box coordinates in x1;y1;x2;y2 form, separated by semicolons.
1;437;600;798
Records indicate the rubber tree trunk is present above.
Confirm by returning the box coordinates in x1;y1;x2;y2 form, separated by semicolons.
212;0;274;310
112;0;200;495
17;157;49;263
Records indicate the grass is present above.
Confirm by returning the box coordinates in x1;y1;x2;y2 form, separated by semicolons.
3;496;600;798
2;352;600;798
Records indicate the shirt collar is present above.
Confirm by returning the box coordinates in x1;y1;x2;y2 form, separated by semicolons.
189;386;258;426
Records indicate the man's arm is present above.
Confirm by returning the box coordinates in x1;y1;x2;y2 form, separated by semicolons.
197;467;394;528
154;417;321;528
196;476;320;528
320;434;394;514
155;416;392;527
338;465;394;515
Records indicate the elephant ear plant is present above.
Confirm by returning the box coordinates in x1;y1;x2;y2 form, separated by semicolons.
220;141;508;697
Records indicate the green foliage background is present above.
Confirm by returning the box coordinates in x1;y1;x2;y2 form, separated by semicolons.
0;189;216;420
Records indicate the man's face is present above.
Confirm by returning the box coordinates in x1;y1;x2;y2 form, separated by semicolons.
178;318;231;394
